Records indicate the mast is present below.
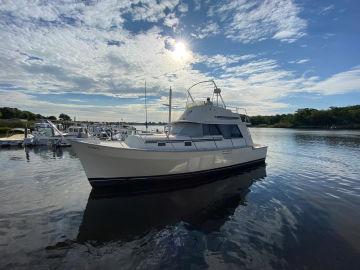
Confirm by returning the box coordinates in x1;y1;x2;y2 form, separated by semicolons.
145;81;148;131
168;86;172;124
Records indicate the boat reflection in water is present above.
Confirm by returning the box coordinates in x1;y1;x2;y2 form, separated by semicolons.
77;164;266;244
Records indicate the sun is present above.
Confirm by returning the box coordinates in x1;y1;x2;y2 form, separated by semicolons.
172;41;190;62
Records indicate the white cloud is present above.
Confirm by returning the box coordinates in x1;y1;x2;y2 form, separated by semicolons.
199;54;257;68
289;59;310;64
191;22;220;39
130;0;180;22
0;0;359;120
164;13;179;28
209;0;307;43
0;90;180;122
309;66;360;95
320;5;335;15
177;2;189;13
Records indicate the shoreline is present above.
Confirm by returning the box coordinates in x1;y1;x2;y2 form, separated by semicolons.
250;125;360;130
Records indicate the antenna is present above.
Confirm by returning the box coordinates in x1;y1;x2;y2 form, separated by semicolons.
144;81;148;131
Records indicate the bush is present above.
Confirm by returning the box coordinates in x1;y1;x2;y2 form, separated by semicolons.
0;127;11;136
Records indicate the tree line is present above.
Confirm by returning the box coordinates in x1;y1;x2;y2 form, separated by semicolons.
1;105;360;129
0;107;72;121
250;105;360;128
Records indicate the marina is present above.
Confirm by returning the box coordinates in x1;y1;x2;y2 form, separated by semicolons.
0;120;137;148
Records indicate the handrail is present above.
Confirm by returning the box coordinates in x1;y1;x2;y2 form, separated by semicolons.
186;80;217;105
226;106;251;123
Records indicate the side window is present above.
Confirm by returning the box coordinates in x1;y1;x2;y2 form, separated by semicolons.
217;124;243;138
217;124;230;139
202;124;221;136
209;124;221;135
203;124;210;136
230;125;243;138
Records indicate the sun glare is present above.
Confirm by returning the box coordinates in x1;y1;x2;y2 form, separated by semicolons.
172;41;190;62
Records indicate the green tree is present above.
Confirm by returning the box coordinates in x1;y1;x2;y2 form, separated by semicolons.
59;113;71;121
47;116;57;121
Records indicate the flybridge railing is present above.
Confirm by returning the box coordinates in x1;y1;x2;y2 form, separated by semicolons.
185;102;252;125
227;106;251;124
186;100;207;108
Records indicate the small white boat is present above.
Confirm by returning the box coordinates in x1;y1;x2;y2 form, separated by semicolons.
29;120;69;147
72;81;267;188
87;123;135;141
63;125;90;140
0;128;33;147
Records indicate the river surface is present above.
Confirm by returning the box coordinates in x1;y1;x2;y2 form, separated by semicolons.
0;128;359;269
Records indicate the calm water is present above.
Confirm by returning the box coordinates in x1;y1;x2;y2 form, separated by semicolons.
0;128;359;269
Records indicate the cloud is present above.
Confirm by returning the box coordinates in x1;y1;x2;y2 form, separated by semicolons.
130;0;180;23
199;54;257;69
289;59;310;64
191;22;220;39
177;2;189;13
164;13;179;28
0;0;359;120
193;0;201;11
195;54;360;114
320;5;335;15
309;66;360;95
0;90;179;122
209;0;307;43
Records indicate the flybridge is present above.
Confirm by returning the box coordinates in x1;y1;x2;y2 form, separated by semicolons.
184;80;251;124
186;80;226;108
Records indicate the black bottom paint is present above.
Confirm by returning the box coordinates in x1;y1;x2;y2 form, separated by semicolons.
88;158;266;193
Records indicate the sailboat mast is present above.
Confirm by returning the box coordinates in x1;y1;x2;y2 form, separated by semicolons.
145;81;148;131
168;86;172;124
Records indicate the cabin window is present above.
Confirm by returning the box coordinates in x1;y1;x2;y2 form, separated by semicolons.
230;125;243;138
158;142;166;146
204;124;243;138
184;141;192;146
202;124;221;136
170;123;202;137
217;124;231;139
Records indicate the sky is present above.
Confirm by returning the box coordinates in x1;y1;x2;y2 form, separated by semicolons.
0;0;359;122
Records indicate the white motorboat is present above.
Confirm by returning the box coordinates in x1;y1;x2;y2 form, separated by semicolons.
0;128;33;147
72;80;267;188
87;123;135;141
63;125;90;140
29;120;69;147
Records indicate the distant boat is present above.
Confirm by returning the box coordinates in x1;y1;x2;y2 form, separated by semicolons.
0;128;33;147
63;125;90;140
72;80;268;189
88;123;135;141
28;120;70;147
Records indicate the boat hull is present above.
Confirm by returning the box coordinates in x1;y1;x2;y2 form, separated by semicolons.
72;140;267;189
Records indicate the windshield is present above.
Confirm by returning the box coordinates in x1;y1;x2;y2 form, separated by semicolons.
170;123;203;137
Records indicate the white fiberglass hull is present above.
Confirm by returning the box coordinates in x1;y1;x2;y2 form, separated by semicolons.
72;140;267;188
